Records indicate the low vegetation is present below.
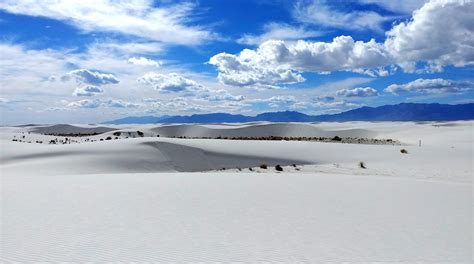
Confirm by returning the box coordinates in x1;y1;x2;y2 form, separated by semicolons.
359;161;366;169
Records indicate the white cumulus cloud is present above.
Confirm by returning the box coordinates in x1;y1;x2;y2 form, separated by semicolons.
384;0;474;72
209;37;390;87
385;78;473;94
210;0;474;87
127;57;160;67
67;98;139;108
138;72;205;93
61;69;119;86
336;87;379;97
72;85;104;97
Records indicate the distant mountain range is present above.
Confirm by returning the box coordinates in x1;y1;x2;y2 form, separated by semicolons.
103;103;474;124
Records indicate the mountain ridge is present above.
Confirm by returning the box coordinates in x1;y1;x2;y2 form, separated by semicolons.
103;103;474;124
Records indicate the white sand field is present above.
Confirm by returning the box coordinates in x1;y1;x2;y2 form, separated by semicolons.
1;121;472;262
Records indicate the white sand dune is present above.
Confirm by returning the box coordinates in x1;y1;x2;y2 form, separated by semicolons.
151;122;378;138
2;172;470;262
1;121;472;262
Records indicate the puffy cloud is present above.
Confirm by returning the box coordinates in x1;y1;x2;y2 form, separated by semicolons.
61;69;119;86
138;72;205;93
312;97;360;108
210;1;473;86
67;99;102;108
385;78;473;94
0;0;214;45
67;99;138;108
209;49;305;87
209;37;390;87
248;96;301;108
336;87;379;97
237;22;322;45
127;57;160;67
249;96;298;104
72;85;104;97
104;99;139;108
293;0;394;32
384;0;474;72
138;73;245;101
314;96;336;102
200;89;245;102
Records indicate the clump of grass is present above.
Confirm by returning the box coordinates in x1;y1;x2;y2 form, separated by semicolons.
260;164;268;169
275;165;283;172
249;167;254;171
400;148;408;154
359;161;366;169
332;136;342;141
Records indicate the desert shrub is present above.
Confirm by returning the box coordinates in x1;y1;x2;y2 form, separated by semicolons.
400;149;408;154
275;165;283;171
249;167;254;171
291;164;297;167
105;136;112;140
359;161;366;169
137;130;144;137
260;164;268;169
114;137;119;140
100;138;104;141
113;132;121;136
332;136;342;141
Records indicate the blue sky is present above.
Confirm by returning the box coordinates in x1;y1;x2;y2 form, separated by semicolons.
0;0;473;124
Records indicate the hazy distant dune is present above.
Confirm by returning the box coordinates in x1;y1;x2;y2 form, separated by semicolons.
29;124;117;135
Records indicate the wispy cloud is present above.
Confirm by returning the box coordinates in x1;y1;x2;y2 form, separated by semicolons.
293;0;395;32
238;22;323;45
0;0;216;45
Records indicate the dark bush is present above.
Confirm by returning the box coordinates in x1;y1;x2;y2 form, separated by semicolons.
105;136;112;140
275;165;283;171
260;164;268;169
113;132;121;136
137;130;144;137
359;161;366;169
400;149;408;154
332;136;342;141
